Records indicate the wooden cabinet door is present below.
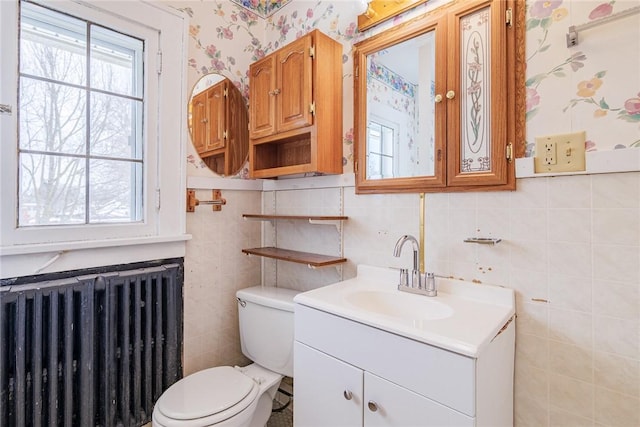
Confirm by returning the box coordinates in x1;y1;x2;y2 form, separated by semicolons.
276;34;313;133
206;81;226;152
227;80;249;175
294;342;362;427
249;55;276;139
446;0;508;186
191;90;208;154
364;372;474;427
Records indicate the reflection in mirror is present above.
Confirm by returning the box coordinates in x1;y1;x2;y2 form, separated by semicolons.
366;31;435;180
188;74;249;176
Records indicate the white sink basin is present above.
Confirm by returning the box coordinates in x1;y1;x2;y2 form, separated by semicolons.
346;289;454;323
294;265;516;357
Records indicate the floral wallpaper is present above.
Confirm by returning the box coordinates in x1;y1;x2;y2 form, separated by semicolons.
230;0;291;18
525;0;640;155
368;58;417;98
169;0;639;177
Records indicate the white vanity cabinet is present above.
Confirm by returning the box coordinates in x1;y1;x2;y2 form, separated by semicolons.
294;301;515;427
295;341;473;427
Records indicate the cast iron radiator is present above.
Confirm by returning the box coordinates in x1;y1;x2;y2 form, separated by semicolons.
0;261;183;427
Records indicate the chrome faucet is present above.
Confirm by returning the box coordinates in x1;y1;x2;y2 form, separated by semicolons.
393;234;437;297
393;235;420;288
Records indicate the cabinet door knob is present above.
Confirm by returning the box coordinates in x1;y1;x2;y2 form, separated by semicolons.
343;390;353;400
446;90;456;99
367;401;378;412
434;94;443;103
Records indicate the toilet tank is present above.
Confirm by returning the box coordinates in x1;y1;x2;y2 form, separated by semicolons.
236;286;300;377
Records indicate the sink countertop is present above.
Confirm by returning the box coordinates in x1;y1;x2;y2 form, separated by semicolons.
293;265;516;358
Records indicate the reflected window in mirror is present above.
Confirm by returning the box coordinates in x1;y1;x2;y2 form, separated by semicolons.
367;119;396;179
365;30;436;181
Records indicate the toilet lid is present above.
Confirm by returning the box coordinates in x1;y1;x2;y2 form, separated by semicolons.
157;366;258;421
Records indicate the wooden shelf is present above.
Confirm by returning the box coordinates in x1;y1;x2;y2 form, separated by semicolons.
243;214;348;221
242;247;347;268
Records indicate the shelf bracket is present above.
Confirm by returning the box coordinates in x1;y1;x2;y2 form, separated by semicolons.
308;219;342;229
186;189;227;212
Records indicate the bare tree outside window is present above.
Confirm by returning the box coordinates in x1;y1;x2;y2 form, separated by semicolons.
18;1;144;227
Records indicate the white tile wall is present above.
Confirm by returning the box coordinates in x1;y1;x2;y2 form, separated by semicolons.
183;189;262;375
184;172;639;425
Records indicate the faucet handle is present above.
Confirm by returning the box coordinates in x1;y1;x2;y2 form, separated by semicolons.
399;268;409;287
422;272;437;296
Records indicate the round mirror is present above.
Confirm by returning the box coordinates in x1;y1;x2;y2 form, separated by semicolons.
188;73;249;176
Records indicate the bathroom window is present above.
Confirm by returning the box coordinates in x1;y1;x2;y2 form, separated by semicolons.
18;1;144;226
1;0;187;250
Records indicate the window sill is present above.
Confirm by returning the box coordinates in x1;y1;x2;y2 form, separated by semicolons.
0;234;192;257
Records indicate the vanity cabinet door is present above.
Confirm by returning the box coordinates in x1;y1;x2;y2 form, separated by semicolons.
364;372;474;427
294;342;363;427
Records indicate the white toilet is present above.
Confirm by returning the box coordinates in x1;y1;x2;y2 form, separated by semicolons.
152;285;300;427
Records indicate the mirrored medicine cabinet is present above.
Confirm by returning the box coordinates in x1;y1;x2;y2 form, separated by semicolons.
353;0;525;194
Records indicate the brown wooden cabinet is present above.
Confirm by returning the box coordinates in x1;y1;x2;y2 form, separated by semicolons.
249;29;343;178
354;0;522;193
191;79;249;176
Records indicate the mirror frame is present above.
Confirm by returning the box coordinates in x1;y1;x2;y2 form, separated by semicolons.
353;0;525;194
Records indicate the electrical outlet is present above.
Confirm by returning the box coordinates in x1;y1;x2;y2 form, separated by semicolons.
534;131;586;173
543;142;557;165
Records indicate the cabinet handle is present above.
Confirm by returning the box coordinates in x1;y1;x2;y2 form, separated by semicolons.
343;390;353;400
367;401;378;412
200;118;208;124
434;94;443;103
268;88;281;96
446;90;456;99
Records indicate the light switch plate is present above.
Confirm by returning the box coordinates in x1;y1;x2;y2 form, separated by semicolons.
534;131;586;173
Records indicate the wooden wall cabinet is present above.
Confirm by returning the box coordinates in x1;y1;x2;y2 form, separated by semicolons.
354;0;523;193
191;79;248;176
249;30;343;178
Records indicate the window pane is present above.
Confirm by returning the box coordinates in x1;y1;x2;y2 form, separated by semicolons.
89;160;142;223
367;153;381;179
91;93;142;159
19;77;86;154
91;25;143;97
381;155;393;178
19;153;86;226
368;123;381;153
381;126;394;156
20;2;87;86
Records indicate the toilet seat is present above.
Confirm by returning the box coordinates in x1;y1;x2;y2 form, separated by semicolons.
155;366;259;424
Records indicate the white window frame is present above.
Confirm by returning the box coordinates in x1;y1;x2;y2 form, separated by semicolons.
0;0;189;277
